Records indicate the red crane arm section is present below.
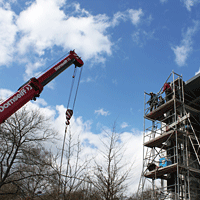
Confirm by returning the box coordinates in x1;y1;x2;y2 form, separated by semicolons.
0;51;83;124
38;51;83;86
0;78;42;124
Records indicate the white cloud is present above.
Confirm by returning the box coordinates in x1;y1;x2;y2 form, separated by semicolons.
107;8;147;50
128;8;143;26
112;11;127;27
119;130;143;193
171;21;199;66
0;7;17;66
0;0;113;78
95;108;110;116
111;8;144;27
132;30;140;45
160;0;168;3
0;88;14;100
172;45;191;66
24;58;46;80
0;0;15;10
195;68;200;75
181;0;200;11
16;1;112;61
121;122;128;128
0;1;146;81
32;98;48;106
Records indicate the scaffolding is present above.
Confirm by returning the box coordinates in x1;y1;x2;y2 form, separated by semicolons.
137;71;200;200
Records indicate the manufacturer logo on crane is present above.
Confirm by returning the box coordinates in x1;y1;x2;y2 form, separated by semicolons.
54;58;71;71
0;85;32;112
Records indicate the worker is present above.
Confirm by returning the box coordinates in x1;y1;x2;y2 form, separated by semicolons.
147;92;158;112
162;82;172;101
157;96;165;107
172;81;182;100
185;123;192;133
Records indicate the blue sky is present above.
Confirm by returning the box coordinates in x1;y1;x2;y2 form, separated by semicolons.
1;0;200;194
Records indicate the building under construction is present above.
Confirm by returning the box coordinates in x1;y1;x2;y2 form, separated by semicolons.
137;71;200;200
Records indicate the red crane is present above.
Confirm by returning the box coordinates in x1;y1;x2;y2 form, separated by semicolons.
0;50;83;124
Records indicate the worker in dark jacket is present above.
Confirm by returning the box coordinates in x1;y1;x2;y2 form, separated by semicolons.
162;82;172;101
148;92;158;112
158;96;165;107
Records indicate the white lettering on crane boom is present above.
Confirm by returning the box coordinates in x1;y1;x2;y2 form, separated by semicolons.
0;84;32;112
54;57;71;71
73;53;79;60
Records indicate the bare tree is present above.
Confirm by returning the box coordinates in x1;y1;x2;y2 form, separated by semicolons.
89;124;133;200
0;106;57;197
59;128;91;200
15;147;60;199
131;188;160;200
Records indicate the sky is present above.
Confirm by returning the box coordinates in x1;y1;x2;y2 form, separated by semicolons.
1;0;200;195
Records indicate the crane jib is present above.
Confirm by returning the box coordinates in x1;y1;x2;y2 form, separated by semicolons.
0;50;83;124
41;58;75;87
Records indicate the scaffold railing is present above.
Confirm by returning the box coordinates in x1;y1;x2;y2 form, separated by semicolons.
137;71;200;200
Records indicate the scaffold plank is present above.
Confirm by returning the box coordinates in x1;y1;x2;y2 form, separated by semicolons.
145;99;182;121
144;129;185;148
144;163;177;179
144;164;200;180
144;130;174;148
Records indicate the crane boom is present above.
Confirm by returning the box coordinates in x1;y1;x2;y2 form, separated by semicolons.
0;50;83;124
